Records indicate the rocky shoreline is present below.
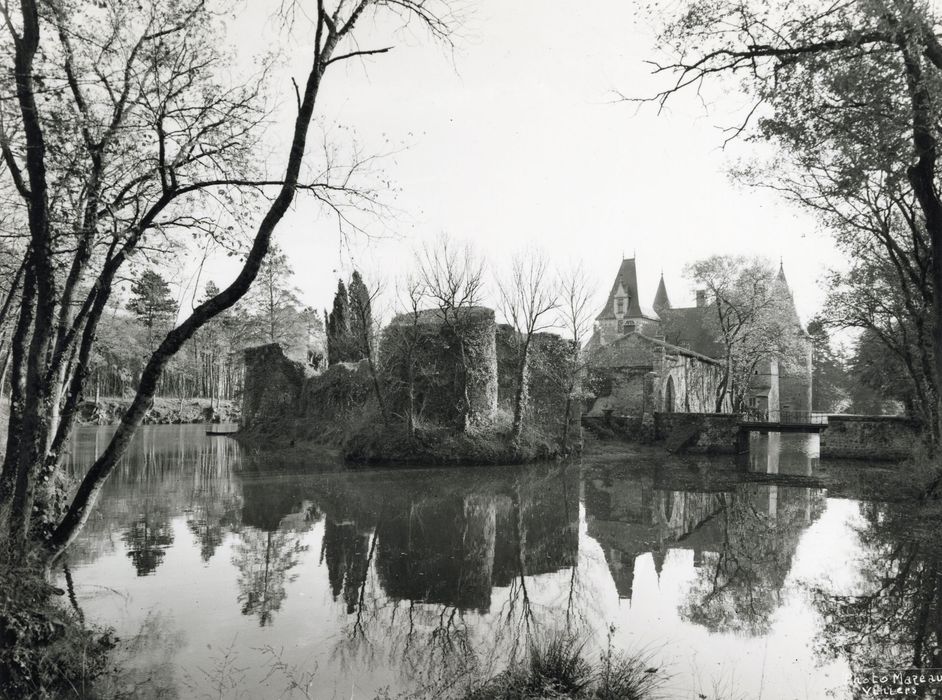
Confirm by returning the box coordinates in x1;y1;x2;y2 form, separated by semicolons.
75;397;240;426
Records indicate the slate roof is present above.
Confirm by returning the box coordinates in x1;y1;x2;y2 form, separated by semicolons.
653;274;671;311
595;259;660;322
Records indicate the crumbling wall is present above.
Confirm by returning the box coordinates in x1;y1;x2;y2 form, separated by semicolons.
496;325;574;434
240;343;372;443
381;307;498;428
241;344;306;431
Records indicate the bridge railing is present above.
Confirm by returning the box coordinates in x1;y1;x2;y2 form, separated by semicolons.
743;409;828;425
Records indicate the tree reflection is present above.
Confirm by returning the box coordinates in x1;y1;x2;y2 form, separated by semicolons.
309;465;581;690
122;503;175;576
231;528;307;626
813;502;942;674
681;484;824;635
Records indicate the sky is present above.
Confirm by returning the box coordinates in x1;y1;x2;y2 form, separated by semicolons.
193;0;844;328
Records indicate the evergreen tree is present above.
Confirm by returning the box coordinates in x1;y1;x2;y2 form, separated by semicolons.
127;269;178;352
327;280;351;365
347;270;373;361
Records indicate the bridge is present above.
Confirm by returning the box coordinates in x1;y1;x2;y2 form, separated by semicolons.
738;410;828;434
735;411;828;453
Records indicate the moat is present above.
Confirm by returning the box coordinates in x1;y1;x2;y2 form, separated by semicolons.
59;425;923;699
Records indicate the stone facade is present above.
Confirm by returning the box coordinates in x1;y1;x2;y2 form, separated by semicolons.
586;331;730;429
586;257;813;419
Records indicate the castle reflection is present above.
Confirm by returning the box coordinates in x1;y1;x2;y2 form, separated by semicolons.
64;426;826;636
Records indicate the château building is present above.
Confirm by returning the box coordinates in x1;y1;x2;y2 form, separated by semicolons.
585;258;812;421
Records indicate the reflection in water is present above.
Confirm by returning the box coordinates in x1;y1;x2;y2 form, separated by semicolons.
813;500;942;675
123;504;175;576
61;427;907;699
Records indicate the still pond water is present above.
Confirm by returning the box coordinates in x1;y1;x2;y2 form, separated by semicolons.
59;425;927;699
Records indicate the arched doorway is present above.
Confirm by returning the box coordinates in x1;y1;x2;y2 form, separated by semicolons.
664;375;675;413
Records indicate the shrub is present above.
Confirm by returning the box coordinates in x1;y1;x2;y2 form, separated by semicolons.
461;632;664;700
0;563;114;698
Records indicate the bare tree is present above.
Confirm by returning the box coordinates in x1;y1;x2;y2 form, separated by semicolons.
417;236;486;429
497;251;558;442
556;263;593;453
388;273;427;438
0;0;456;563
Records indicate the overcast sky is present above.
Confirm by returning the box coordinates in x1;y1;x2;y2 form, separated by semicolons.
194;0;844;328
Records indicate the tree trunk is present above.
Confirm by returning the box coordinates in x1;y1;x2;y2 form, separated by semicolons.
511;343;530;442
44;25;343;563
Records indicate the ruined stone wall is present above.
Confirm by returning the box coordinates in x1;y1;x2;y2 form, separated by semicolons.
382;307;498;428
496;328;574;434
820;415;920;461
241;344;306;431
240;343;372;443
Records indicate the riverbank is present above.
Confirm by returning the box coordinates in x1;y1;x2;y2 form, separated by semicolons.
75;396;240;425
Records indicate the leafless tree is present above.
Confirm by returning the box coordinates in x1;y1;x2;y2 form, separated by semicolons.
417;235;485;429
0;0;456;564
556;263;593;453
388;273;427;438
497;251;558;441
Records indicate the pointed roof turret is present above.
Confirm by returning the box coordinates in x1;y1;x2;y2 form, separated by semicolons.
653;272;671;314
777;257;788;286
595;258;660;322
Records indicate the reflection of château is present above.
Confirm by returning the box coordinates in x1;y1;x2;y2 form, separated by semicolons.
583;435;826;631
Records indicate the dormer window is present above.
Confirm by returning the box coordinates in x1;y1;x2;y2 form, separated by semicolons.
615;298;624;314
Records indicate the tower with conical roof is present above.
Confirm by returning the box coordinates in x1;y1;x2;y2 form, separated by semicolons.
593;258;661;345
653;272;671;316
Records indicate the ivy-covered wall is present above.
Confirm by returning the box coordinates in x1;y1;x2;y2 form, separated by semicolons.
381;307;498;428
242;309;574;446
240;344;372;443
495;325;575;434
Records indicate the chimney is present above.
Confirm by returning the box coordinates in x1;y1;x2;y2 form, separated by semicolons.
696;290;707;307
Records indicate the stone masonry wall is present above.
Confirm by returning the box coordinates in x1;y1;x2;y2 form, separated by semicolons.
382;307;498;428
653;412;743;454
820;415;920;461
241;344;306;431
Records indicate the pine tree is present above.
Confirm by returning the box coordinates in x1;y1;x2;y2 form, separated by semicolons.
127;269;178;352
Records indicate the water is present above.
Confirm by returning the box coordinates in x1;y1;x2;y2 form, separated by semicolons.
59;425;920;699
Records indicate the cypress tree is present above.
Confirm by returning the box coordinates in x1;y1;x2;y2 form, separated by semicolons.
327;279;350;365
347;270;372;362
